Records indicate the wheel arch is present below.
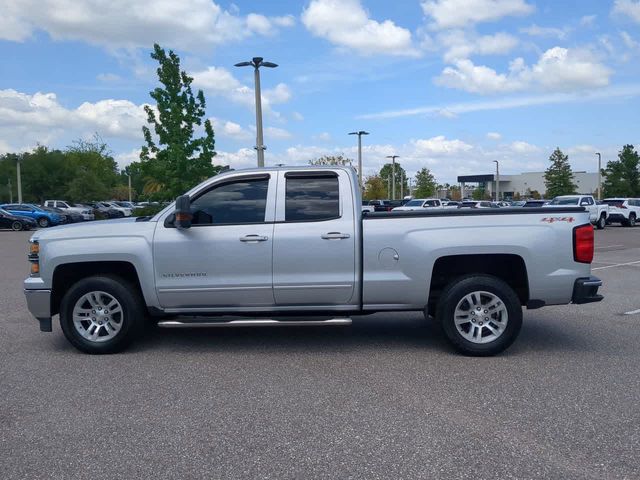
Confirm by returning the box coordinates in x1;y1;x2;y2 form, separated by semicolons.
51;261;145;316
428;254;529;314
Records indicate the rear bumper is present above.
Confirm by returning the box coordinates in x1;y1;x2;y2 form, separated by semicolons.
572;276;604;304
24;288;52;331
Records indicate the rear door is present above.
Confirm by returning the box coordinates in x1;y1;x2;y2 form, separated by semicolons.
272;170;357;306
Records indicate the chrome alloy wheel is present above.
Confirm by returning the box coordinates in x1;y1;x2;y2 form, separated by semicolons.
72;291;123;342
453;291;508;344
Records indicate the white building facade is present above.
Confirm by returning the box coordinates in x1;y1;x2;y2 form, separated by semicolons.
457;171;599;200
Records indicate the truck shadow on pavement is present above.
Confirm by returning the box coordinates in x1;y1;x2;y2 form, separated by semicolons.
116;313;597;356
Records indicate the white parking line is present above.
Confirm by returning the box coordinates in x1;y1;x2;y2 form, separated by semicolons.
595;244;624;249
592;260;640;270
624;309;640;315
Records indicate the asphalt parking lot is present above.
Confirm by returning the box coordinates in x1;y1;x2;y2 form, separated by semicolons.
2;226;640;479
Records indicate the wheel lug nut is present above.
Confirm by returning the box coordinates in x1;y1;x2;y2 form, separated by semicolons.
479;321;483;326
92;317;96;321
92;310;95;314
484;310;488;313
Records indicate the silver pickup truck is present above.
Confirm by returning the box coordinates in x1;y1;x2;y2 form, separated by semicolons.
24;166;603;356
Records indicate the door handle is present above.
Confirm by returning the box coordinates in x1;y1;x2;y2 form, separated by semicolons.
239;235;268;242
321;232;350;240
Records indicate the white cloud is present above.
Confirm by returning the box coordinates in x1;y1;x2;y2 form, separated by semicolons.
435;47;612;94
357;84;640;120
510;141;539;153
612;0;640;24
314;132;332;142
216;148;258;170
115;148;141;168
210;118;253;141
487;132;502;140
580;15;597;26
621;31;640;52
421;0;534;29
292;112;304;121
411;136;473;155
520;24;570;40
0;89;149;151
96;73;122;83
265;126;292;140
439;30;519;62
0;0;294;51
192;67;291;112
301;0;419;56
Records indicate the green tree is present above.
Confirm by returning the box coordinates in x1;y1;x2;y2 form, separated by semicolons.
379;162;407;199
544;148;577;197
139;43;220;199
64;136;120;202
472;187;488;200
413;168;438;198
602;145;640;197
363;175;386;200
309;154;353;166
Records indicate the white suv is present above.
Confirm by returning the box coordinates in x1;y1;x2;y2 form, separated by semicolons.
44;200;95;220
603;198;640;227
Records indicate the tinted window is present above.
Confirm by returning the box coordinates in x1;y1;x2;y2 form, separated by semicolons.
425;200;439;207
285;176;339;222
405;200;424;206
191;178;269;225
550;197;579;205
584;197;594;205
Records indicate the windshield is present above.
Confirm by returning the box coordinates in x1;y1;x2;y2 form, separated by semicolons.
0;208;10;215
603;200;624;207
550;197;579;205
404;200;424;206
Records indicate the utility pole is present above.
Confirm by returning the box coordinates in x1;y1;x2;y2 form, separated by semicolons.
387;176;391;199
8;177;12;203
235;57;278;168
386;155;399;200
400;172;404;199
16;157;22;204
127;174;132;203
348;131;369;190
492;160;500;201
595;152;602;200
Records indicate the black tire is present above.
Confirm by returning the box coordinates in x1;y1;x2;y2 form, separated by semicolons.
38;217;50;228
59;275;145;354
11;221;23;231
596;214;606;230
628;214;636;227
436;275;523;356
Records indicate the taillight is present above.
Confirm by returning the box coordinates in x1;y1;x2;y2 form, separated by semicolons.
573;224;594;263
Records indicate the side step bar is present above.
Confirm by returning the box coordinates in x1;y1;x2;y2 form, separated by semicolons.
157;318;352;329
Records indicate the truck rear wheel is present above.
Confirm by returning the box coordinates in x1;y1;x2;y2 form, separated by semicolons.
596;214;606;230
59;275;145;354
436;275;522;356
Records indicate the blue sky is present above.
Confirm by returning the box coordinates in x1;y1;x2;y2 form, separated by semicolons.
1;0;639;183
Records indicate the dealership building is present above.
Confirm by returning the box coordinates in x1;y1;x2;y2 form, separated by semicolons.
457;171;600;199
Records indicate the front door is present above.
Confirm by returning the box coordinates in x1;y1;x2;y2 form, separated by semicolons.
272;171;356;306
154;174;276;309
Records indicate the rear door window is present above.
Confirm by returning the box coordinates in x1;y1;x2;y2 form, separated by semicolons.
285;175;339;222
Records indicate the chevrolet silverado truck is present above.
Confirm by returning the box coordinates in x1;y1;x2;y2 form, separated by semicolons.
24;166;603;356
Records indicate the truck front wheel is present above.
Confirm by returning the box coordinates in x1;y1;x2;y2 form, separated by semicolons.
59;276;145;354
436;275;522;356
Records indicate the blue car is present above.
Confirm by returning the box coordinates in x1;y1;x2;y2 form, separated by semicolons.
0;203;63;228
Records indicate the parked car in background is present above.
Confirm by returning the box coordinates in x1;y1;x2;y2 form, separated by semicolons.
459;201;496;209
0;207;37;231
442;201;460;209
548;195;608;229
102;202;133;217
511;201;527;207
40;206;83;223
0;204;63;228
43;200;94;221
86;202;123;218
365;200;402;212
603;198;640;227
114;201;143;211
523;200;548;208
393;198;443;211
361;201;375;214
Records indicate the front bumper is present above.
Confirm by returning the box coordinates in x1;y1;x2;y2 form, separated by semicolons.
24;288;52;332
572;276;604;304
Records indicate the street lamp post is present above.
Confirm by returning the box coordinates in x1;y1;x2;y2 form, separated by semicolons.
235;57;278;168
16;157;22;204
595;152;602;200
492;160;500;201
7;177;12;203
386;155;399;200
348;130;369;190
126;173;132;203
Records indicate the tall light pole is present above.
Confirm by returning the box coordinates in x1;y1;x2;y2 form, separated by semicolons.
386;155;399;200
595;152;602;200
235;57;278;168
16;156;22;204
8;177;12;203
349;130;369;190
125;173;132;203
496;161;501;200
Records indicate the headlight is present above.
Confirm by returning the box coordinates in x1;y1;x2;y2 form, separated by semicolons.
28;241;40;276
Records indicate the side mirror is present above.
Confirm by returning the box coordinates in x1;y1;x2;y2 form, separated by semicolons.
580;200;589;206
174;195;192;229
